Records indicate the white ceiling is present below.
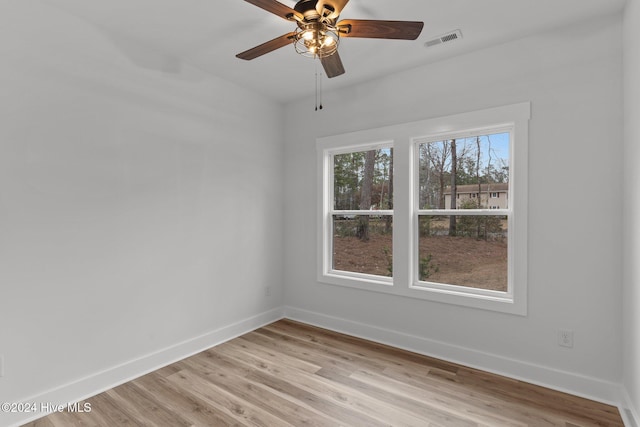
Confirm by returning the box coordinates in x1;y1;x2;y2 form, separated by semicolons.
40;0;626;103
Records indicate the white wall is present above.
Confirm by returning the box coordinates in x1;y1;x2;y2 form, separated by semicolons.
0;1;629;424
0;0;284;418
284;14;623;402
623;0;640;422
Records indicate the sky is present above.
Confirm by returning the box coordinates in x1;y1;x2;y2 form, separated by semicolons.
455;132;510;170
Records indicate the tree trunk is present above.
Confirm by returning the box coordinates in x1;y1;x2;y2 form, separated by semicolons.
357;150;376;241
449;139;457;236
437;142;448;209
476;136;483;239
385;148;393;233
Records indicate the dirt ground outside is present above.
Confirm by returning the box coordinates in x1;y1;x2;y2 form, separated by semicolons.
332;218;507;292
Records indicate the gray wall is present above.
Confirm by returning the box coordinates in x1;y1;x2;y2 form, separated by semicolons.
0;2;284;408
2;1;637;424
284;14;623;402
623;0;640;421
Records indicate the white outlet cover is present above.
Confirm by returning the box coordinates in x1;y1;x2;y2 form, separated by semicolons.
558;330;574;348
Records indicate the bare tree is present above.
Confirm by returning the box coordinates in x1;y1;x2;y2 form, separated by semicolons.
357;150;376;241
476;136;483;238
426;141;451;209
385;148;393;233
486;136;493;199
449;139;457;236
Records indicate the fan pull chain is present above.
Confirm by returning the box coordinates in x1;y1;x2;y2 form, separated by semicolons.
319;70;323;110
315;67;323;111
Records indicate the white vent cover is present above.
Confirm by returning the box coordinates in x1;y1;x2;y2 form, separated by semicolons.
424;29;463;48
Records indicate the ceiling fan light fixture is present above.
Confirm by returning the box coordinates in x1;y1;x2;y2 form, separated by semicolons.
293;22;339;58
237;0;425;79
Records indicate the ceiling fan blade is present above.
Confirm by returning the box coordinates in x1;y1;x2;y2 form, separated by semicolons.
316;0;349;20
337;19;424;40
236;32;296;60
243;0;302;21
321;52;345;78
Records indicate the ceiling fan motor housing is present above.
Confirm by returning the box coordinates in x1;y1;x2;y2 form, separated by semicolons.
294;0;336;22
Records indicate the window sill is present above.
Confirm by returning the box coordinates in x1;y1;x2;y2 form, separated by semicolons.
320;270;393;290
318;273;526;316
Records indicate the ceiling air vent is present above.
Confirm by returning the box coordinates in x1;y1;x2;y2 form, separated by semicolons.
424;29;463;48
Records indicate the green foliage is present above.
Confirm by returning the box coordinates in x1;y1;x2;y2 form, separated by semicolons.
333;152;364;210
333;217;357;237
383;246;392;277
458;198;481;209
333;149;393;211
333;217;391;238
419;254;439;280
456;199;504;240
419;216;431;237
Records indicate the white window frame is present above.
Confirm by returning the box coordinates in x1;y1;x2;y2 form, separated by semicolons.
317;102;529;315
412;124;514;302
318;141;395;291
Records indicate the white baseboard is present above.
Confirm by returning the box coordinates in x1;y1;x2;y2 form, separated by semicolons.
5;305;631;427
621;388;640;427
4;307;284;427
284;305;623;408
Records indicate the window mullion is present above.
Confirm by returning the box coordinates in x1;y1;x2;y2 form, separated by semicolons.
417;209;509;216
391;141;411;291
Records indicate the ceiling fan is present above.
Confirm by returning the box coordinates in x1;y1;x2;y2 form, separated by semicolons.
236;0;424;78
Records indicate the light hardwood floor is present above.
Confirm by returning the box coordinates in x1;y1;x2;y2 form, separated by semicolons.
23;319;624;426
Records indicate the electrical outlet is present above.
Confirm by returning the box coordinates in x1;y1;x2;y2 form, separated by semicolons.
264;286;271;297
558;330;574;348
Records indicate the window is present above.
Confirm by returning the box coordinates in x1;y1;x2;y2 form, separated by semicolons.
331;147;394;279
318;141;394;289
317;102;529;314
415;131;510;294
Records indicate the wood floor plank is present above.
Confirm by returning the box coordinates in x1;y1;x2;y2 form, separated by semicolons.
165;368;293;427
105;382;193;427
179;355;341;427
214;340;433;426
21;319;625;427
22;418;56;427
346;367;533;426
234;335;324;374
134;372;244;426
244;368;392;427
196;349;389;427
440;366;623;426
377;363;554;425
247;328;387;375
316;367;485;427
85;393;141;426
263;319;460;374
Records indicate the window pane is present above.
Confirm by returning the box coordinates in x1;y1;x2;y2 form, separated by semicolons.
333;148;393;210
418;215;507;291
418;133;509;210
333;215;393;277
